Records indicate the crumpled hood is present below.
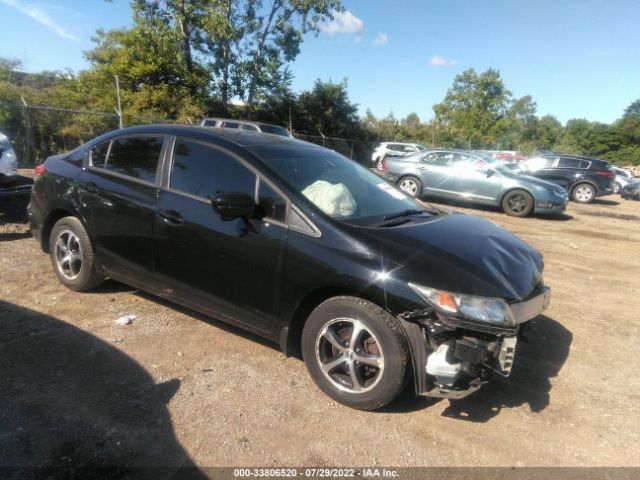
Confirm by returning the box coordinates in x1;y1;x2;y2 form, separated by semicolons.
360;213;543;302
515;173;565;191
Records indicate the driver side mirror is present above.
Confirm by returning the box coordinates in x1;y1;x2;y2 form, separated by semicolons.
484;168;495;177
211;192;258;221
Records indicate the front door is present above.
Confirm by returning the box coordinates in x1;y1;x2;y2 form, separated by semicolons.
452;155;503;205
153;137;288;335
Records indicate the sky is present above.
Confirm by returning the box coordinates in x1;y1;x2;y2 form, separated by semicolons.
1;0;639;124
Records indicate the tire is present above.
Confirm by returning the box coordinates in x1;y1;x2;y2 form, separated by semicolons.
49;216;104;291
501;189;533;217
397;176;422;198
613;182;621;194
301;296;409;410
572;183;596;203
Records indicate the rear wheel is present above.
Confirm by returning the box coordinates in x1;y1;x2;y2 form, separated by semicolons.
572;183;595;203
501;189;533;217
49;217;104;291
613;182;622;194
301;296;409;410
397;176;422;198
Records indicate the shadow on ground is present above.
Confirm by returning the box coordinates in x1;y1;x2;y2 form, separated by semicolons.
0;300;206;479
441;315;572;422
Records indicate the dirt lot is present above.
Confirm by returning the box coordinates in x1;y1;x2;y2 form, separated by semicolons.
1;177;639;471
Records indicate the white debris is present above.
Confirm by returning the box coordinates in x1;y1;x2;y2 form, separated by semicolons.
115;314;136;326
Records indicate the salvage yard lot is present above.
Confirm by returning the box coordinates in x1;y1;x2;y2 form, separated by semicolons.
1;190;639;468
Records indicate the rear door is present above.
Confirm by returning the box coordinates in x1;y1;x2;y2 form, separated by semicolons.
77;135;165;283
153;137;288;334
417;151;457;197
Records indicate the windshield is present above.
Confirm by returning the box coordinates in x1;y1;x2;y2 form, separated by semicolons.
416;145;428;151
265;149;430;225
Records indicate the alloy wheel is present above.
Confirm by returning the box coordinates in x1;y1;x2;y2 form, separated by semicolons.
54;230;83;280
315;318;385;394
575;185;594;202
398;178;418;196
507;194;528;213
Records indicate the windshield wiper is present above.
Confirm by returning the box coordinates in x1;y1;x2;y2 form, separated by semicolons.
383;209;427;221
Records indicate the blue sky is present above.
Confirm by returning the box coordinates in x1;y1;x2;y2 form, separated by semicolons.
1;0;639;124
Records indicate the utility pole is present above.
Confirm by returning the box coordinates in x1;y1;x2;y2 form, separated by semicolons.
20;96;32;165
288;105;293;134
114;75;124;129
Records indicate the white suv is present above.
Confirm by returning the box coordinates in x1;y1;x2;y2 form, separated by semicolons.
371;142;427;170
0;133;18;186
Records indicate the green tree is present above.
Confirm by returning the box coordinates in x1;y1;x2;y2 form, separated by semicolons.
433;68;512;148
623;99;640;118
296;79;361;137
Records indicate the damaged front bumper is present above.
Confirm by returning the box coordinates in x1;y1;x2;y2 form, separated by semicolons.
398;287;549;400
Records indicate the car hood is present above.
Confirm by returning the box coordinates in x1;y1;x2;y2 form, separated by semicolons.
359;213;543;302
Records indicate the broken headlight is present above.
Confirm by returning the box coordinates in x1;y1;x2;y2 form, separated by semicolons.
408;283;516;327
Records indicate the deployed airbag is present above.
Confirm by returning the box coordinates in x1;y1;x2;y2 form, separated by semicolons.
302;180;357;218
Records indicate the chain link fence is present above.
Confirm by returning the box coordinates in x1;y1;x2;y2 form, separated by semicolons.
1;104;379;168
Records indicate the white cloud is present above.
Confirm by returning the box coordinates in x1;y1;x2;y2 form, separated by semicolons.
372;32;388;46
0;0;79;40
428;55;457;68
321;10;364;36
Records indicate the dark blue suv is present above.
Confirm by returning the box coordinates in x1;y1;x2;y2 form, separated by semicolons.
519;154;614;203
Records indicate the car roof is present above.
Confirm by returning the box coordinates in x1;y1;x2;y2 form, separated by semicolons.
91;124;326;158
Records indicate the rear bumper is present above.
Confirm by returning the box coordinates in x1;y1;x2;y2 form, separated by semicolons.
596;187;613;197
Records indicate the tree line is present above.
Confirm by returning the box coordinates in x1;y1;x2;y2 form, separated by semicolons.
0;0;639;165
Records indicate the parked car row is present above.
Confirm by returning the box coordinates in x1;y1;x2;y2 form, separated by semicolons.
371;142;427;170
28;125;552;410
380;145;635;216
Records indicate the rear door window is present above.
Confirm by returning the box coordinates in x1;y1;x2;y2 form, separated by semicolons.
557;157;582;168
92;136;163;183
170;139;256;199
222;122;240;129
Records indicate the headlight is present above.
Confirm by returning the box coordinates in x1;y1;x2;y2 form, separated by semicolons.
408;283;516;327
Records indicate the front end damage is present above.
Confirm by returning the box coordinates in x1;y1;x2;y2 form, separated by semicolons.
397;286;549;400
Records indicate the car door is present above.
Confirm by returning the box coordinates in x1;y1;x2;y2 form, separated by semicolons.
416;152;457;197
543;156;582;189
523;156;557;183
153;137;288;335
77;135;166;283
452;154;503;204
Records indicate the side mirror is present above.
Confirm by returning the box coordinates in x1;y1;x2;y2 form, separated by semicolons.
211;192;258;221
484;168;495;177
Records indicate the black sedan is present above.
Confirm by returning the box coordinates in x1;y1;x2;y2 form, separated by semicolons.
28;125;551;410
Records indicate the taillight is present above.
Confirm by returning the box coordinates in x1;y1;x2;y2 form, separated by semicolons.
595;171;614;178
34;164;46;177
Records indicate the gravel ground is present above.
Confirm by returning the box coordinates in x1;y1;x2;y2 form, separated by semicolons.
1;178;639;472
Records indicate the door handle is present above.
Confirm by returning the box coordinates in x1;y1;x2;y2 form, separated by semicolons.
80;181;99;194
156;209;184;226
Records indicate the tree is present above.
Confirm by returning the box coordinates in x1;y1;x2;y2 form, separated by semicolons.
433;68;512;148
242;0;342;111
623;99;640;119
296;79;361;137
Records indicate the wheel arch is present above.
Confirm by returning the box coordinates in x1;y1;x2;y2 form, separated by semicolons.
280;286;387;359
41;208;86;253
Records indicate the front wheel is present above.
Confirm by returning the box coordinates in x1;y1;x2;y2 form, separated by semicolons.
572;183;595;203
501;189;533;217
397;176;422;198
301;296;409;410
49;217;105;291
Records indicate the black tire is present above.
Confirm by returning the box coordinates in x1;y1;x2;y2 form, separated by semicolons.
397;176;422;198
301;296;409;410
613;182;621;194
49;216;104;291
501;189;534;217
572;183;596;203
